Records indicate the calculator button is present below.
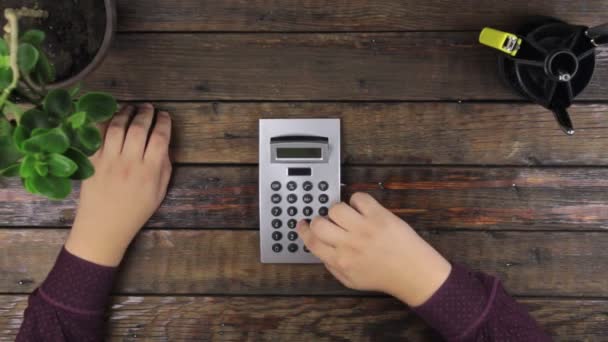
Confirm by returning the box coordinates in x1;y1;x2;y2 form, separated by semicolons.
271;181;281;191
319;207;329;216
318;181;329;191
287;207;298;216
303;206;313;216
271;207;282;217
288;231;298;241
272;231;283;241
287;219;297;229
287;194;297;204
288;243;299;253
287;181;297;191
303;181;313;191
319;194;329;204
303;194;313;204
272;219;282;229
304;246;310;253
272;243;283;253
271;194;282;204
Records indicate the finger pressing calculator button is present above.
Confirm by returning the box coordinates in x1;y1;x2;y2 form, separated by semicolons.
303;194;313;204
318;194;329;204
287;194;297;204
287;181;297;191
272;243;283;253
271;207;282;217
287;207;298;216
271;181;281;191
272;231;283;241
303;206;313;216
288;231;298;241
271;194;282;204
319;207;329;216
318;181;329;191
303;181;313;191
287;219;297;229
288;243;299;253
272;219;282;229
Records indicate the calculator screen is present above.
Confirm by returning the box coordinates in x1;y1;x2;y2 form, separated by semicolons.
276;147;322;159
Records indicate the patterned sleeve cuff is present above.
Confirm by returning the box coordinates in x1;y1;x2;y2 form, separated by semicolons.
38;247;117;315
413;263;499;341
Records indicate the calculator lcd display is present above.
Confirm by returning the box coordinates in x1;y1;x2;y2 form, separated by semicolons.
277;148;322;159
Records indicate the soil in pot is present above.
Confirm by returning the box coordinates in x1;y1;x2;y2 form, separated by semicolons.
1;0;107;82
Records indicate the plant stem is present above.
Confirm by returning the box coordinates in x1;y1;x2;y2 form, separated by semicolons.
0;10;20;111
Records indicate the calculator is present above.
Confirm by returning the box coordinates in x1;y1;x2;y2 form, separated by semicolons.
259;119;341;263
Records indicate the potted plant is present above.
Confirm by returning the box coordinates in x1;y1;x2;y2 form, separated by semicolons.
0;1;118;200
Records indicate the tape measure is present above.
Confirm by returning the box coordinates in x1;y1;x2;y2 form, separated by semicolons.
479;28;522;56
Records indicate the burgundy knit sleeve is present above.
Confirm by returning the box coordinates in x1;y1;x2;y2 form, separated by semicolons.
413;264;552;341
17;247;117;342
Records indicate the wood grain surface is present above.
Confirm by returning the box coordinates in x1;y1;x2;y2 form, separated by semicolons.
126;103;608;165
116;0;608;32
1;295;606;341
85;33;608;101
1;229;607;296
3;166;608;230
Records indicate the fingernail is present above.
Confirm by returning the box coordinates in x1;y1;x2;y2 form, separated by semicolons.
142;103;154;109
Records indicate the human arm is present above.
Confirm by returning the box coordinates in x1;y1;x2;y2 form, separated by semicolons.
17;104;172;341
296;192;552;341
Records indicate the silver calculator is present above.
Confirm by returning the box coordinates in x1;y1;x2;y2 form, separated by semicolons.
259;119;341;263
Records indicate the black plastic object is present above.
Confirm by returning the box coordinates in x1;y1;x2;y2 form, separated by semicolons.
498;18;597;135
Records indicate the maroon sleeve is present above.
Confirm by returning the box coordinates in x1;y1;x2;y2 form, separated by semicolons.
413;264;553;341
17;247;117;342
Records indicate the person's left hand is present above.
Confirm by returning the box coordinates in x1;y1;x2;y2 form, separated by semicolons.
65;104;173;266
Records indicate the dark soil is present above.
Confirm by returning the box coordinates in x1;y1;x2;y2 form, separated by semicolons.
1;0;107;82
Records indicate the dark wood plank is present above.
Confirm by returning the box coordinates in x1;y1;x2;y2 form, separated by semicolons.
1;295;607;341
85;33;608;101
162;103;608;165
116;0;608;32
2;230;607;296
3;166;608;230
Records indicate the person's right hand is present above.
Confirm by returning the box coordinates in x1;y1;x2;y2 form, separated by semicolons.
297;193;452;307
65;104;172;267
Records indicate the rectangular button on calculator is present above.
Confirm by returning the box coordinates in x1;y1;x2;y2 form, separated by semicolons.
259;119;341;263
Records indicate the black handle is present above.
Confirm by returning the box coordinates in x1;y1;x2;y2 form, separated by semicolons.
551;106;575;135
587;23;608;46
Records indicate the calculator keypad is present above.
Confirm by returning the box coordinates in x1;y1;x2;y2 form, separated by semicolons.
268;180;332;255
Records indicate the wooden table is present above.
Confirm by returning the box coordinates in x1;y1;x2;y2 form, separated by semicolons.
2;1;608;340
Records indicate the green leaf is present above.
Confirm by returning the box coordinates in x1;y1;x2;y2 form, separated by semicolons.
0;162;20;177
77;125;102;151
13;125;30;151
20;109;51;130
0;67;12;89
48;153;78;177
21;30;45;46
67;111;87;129
65;147;94;180
76;92;117;122
17;43;39;74
34;52;55;84
44;89;73;118
19;154;36;178
24;177;38;194
34;161;48;176
30;174;72;200
69;83;81;97
22;127;70;153
0;120;22;168
31;128;49;136
0;38;8;55
0;56;9;68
